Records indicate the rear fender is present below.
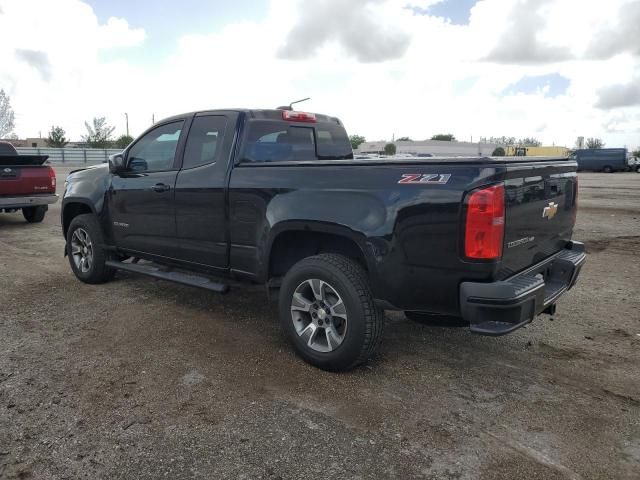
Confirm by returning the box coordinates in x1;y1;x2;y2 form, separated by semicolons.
263;221;375;282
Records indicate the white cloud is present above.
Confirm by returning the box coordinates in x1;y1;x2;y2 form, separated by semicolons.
596;78;640;109
484;0;573;64
97;17;146;50
277;0;411;62
587;0;640;59
0;0;638;151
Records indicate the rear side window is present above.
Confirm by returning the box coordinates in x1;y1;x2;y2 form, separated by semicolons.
316;124;353;160
242;120;353;163
183;116;227;169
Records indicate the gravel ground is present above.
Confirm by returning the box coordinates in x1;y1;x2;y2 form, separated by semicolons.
1;169;639;479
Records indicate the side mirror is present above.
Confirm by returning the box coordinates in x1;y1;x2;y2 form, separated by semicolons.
109;153;126;174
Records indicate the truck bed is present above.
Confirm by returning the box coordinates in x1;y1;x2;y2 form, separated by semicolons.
242;156;569;167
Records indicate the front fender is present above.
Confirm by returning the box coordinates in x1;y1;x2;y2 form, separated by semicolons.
63;166;111;215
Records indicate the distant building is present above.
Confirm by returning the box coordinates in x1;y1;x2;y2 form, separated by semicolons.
357;139;499;157
1;137;48;148
504;146;570;157
0;138;92;149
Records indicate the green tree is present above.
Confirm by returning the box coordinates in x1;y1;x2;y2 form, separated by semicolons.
518;137;542;147
0;89;16;138
350;134;366;151
396;137;412;142
492;147;506;156
632;149;640;158
82;117;115;148
431;133;456;141
115;134;134;149
384;143;397;155
46;126;69;148
586;137;605;149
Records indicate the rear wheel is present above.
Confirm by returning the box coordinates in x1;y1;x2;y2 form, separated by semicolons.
22;206;47;223
66;214;115;284
279;254;384;371
405;311;468;327
603;166;613;173
636;166;640;173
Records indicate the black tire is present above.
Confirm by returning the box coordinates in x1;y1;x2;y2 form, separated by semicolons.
279;254;384;372
22;206;47;223
636;166;640;173
405;311;468;327
603;166;613;173
66;214;115;284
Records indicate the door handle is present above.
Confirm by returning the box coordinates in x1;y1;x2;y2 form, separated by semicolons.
151;183;171;193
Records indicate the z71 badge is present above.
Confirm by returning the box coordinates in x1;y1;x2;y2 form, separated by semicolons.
398;174;451;185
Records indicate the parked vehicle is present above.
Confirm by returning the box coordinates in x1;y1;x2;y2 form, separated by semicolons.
570;148;629;173
0;141;58;223
61;108;585;371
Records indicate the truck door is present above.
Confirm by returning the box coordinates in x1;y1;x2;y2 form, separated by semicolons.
174;113;236;270
108;120;186;258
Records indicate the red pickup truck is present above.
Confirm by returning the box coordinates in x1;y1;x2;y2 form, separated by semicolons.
0;141;58;223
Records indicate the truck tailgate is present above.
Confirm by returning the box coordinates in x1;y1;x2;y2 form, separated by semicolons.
499;166;578;278
0;156;55;196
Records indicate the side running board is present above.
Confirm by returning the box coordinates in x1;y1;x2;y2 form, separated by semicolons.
105;260;229;293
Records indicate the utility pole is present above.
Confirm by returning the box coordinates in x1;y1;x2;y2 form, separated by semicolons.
151;114;155;125
124;113;129;136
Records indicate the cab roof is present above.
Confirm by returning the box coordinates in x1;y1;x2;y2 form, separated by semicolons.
158;109;343;126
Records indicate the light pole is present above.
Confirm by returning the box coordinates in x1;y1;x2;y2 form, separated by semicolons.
124;113;129;137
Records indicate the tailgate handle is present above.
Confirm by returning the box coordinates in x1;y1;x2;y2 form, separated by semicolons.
151;183;171;193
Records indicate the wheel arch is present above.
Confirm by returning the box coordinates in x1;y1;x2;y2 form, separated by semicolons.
62;199;96;238
265;222;374;282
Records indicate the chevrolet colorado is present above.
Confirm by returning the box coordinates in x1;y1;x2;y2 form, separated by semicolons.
0;141;58;222
61;109;585;371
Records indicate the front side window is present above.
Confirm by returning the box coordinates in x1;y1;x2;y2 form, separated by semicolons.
182;116;227;169
128;121;184;172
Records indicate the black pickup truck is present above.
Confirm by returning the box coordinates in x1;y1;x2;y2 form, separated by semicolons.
62;108;585;371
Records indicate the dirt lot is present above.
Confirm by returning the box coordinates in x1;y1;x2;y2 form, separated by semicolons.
1;168;639;479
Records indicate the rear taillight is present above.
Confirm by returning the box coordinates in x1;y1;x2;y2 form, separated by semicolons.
282;110;317;123
464;184;505;260
47;166;56;189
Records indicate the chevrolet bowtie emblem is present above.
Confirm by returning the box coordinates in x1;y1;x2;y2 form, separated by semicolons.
542;202;559;219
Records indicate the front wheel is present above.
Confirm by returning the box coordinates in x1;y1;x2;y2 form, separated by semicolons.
279;254;384;372
22;206;47;223
66;214;115;284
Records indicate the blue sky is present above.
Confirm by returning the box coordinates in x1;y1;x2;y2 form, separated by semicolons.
411;0;477;25
89;0;480;61
86;0;268;63
3;0;638;148
504;74;571;98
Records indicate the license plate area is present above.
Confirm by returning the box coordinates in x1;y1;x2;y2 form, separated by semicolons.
0;168;18;178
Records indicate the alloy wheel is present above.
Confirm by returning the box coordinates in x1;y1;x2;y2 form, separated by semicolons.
290;279;348;353
71;227;94;273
